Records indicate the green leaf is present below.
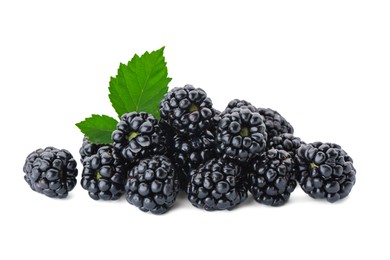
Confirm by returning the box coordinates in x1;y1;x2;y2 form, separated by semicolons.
75;114;118;144
108;46;171;119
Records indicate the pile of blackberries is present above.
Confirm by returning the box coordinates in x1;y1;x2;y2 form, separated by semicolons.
23;84;356;214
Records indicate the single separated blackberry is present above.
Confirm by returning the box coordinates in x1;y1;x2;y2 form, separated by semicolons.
296;142;356;203
187;158;248;211
112;112;166;162
249;149;297;206
216;107;267;163
79;136;103;164
81;146;127;200
159;84;215;135
125;155;179;214
172;130;216;190
258;108;294;141
23;147;78;198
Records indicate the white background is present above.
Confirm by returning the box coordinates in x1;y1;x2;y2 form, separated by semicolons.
1;1;389;259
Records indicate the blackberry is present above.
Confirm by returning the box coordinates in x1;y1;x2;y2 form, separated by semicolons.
268;133;304;178
159;84;214;135
172;130;216;190
216;108;267;163
125;155;179;214
187;158;248;211
221;99;258;115
79;136;103;164
112;112;166;162
23;147;78;198
81;146;127;200
296;142;356;203
258;108;294;141
248;149;297;206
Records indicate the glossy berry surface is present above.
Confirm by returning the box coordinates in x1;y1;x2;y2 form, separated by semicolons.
216;107;267;163
112;112;166;163
187;158;248;211
221;99;258;116
258;107;294;141
125;155;179;214
159;84;214;135
23;147;78;198
172;130;216;190
79;136;103;164
81;146;127;200
249;149;297;206
296;142;356;202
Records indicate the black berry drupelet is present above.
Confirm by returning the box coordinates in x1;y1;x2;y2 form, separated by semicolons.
79;136;103;164
112;112;166;163
81;146;127;200
125;155;179;214
258;108;294;141
159;84;215;135
23;147;78;198
172;130;216;190
216;107;267;164
248;149;297;206
296;142;356;203
187;158;248;211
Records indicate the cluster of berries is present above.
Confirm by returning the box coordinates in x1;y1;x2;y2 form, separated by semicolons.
23;85;356;214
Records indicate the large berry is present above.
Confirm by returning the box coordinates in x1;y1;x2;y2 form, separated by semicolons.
112;112;166;162
296;142;356;203
216;108;267;163
159;84;214;135
172;130;216;190
81;146;127;200
79;136;103;164
249;149;297;206
187;158;248;211
125;155;179;215
258;108;294;141
23;147;78;198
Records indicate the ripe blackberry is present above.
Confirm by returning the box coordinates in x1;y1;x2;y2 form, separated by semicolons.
258;108;294;141
268;133;304;178
81;146;127;200
23;147;78;198
296;142;356;203
112;112;166;162
125;155;179;214
187;158;248;211
216;108;267;163
159;84;214;135
221;99;258;115
79;136;103;164
172;130;216;190
248;149;297;206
